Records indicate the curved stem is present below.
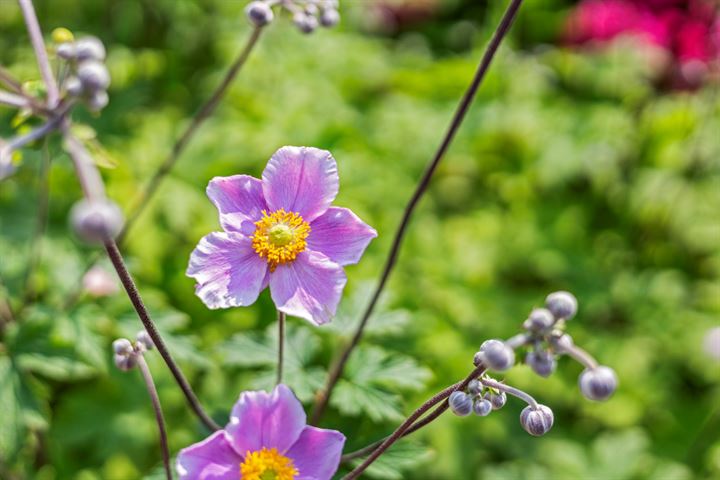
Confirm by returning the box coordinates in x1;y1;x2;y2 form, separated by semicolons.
342;365;485;478
117;26;264;245
104;239;220;432
561;343;598;370
276;310;286;386
0;90;29;109
18;0;59;108
61;122;107;201
136;354;173;480
311;0;525;425
480;377;538;409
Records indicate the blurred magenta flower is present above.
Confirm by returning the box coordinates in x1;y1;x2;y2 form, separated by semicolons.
176;384;345;480
187;146;377;325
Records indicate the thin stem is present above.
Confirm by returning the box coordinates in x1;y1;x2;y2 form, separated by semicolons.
480;377;538;409
117;26;264;245
1;115;62;178
61;121;106;201
276;310;286;386
17;0;59;108
311;0;524;424
505;332;530;349
0;90;29;109
104;239;221;432
136;354;173;480
0;65;23;94
342;365;485;478
561;343;598;370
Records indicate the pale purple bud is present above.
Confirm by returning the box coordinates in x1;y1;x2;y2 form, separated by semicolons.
524;308;555;332
75;37;106;61
114;352;136;371
478;339;515;372
320;9;340;27
82;266;119;297
549;332;574;352
467;379;482;396
545;291;578;320
526;350;557;378
77;60;110;92
87;90;109;111
70;199;124;244
65;76;83;97
449;391;473;417
136;330;154;351
245;1;274;27
704;327;720;361
485;391;507;410
579;366;618;401
520;404;554;436
473;398;492;417
294;12;318;34
57;42;76;60
112;338;133;356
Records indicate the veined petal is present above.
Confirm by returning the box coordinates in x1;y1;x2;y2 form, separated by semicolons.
207;175;267;233
176;430;240;480
269;251;347;326
308;207;377;266
186;232;268;309
286;426;346;480
226;385;307;456
262;146;339;222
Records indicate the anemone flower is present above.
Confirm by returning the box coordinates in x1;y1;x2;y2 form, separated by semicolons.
187;146;377;325
176;384;345;480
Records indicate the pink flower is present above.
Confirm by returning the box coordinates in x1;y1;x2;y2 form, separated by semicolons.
176;384;345;480
187;146;377;325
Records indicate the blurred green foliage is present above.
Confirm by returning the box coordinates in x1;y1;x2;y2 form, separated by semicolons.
1;0;719;479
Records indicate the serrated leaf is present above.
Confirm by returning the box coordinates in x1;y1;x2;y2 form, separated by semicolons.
345;346;432;391
327;283;412;337
331;380;403;422
349;441;434;479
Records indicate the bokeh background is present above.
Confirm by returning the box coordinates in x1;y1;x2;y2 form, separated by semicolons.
1;0;719;478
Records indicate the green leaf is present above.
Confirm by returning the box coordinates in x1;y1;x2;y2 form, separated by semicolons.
0;356;23;461
349;441;434;480
326;283;412;337
331;380;403;422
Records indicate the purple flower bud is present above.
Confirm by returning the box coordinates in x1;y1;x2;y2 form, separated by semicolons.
114;352;136;371
87;90;109;111
523;308;555;332
245;1;274;27
579;366;618;401
112;338;133;356
526;350;557;378
545;291;578;320
485;391;507;410
520;404;554;436
294;12;318;34
65;76;83;97
478;339;515;372
70;199;124;244
75;37;106;62
136;330;154;351
467;379;482;396
549;332;574;352
449;391;473;417
473;398;492;417
57;42;76;60
78;61;110;92
320;9;340;27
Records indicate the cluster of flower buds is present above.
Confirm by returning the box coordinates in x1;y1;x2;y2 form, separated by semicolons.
53;29;110;111
112;331;154;371
70;198;124;244
457;291;617;436
245;0;340;34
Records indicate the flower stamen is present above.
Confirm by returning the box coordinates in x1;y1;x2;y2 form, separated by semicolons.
240;447;298;480
252;209;310;271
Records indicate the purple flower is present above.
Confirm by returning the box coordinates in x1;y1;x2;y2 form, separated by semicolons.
187;146;377;325
176;384;346;480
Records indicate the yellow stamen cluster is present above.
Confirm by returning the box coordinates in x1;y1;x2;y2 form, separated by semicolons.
251;209;310;271
240;448;299;480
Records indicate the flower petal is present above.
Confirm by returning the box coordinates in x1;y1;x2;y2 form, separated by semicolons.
286;426;346;480
225;384;307;456
307;207;377;266
176;430;240;480
269;251;347;326
262;146;339;222
207;175;267;233
187;232;268;309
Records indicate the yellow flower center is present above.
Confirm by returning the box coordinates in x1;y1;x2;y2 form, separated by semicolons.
251;209;310;271
240;448;298;480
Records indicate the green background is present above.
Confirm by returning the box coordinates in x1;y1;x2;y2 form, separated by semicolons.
1;0;719;478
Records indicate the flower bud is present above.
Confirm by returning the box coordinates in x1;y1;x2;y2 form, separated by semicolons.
70;199;124;244
467;379;482;396
77;61;110;92
245;1;274;27
112;338;134;356
56;42;77;60
294;12;318;34
52;27;75;44
136;330;154;351
75;37;106;61
87;90;109;111
320;9;340;27
549;332;574;352
523;308;555;332
579;366;618;401
65;76;83;96
526;350;557;378
520;404;554;436
114;352;136;371
473;398;492;417
485;391;507;410
477;339;515;372
545;291;577;320
449;391;473;417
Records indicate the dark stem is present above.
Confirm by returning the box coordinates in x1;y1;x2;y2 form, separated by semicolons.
117;26;264;245
104;239;220;432
277;310;286;386
311;0;524;424
0;65;23;94
136;354;173;480
342;365;485;479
